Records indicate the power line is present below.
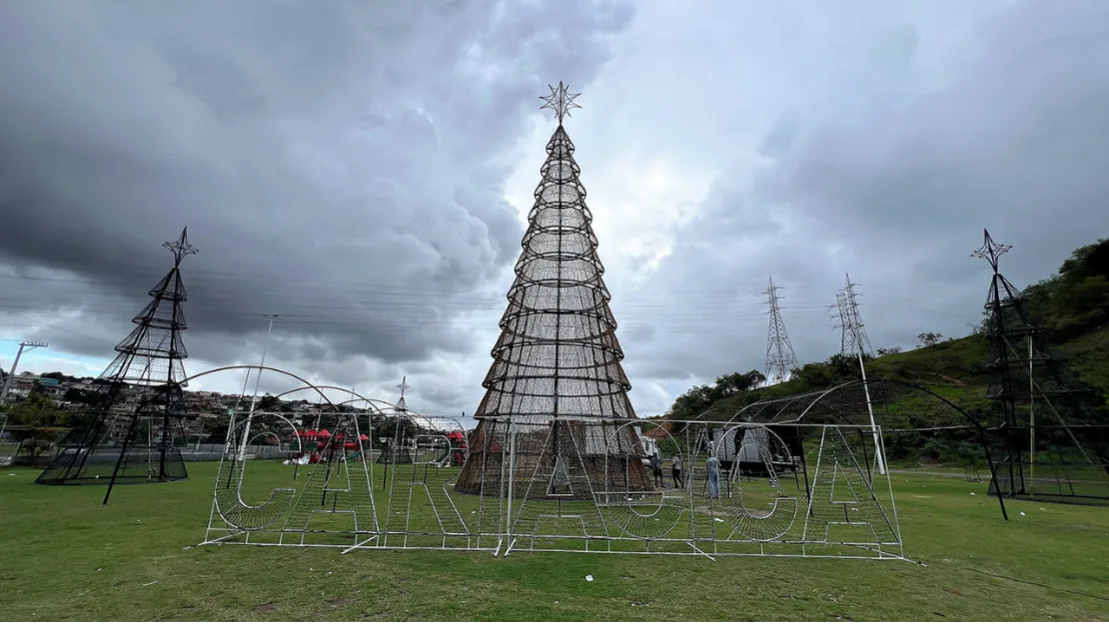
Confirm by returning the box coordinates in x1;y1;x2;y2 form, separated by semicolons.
0;266;808;294
0;267;960;308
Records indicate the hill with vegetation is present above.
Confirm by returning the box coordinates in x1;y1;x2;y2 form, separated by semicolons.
659;237;1109;423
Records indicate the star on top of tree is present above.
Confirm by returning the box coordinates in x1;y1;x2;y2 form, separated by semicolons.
971;229;1011;273
163;227;199;266
539;81;582;125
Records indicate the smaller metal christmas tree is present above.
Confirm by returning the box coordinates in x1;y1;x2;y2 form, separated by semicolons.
36;229;197;501
974;229;1109;505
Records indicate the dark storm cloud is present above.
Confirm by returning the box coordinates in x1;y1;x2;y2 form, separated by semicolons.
632;0;1109;383
0;1;635;378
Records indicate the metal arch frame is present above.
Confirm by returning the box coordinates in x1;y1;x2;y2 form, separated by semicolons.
336;400;461;435
273;385;389;413
240;412;304;455
687;388;832;425
714;378;1009;520
490;417;907;560
179;365;343;411
271;384;451;432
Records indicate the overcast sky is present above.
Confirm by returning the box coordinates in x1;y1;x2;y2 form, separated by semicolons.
1;0;1107;418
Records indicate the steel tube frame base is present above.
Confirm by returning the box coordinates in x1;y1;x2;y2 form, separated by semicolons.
199;419;911;563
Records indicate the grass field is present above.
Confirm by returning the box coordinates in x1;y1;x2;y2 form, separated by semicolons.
2;462;1108;621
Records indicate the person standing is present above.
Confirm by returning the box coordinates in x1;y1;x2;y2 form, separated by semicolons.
706;454;721;499
671;456;683;489
650;453;664;488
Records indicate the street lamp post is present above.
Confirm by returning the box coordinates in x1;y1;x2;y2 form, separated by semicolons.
237;315;280;462
0;341;49;404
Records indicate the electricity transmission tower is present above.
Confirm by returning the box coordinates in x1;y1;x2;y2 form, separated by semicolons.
838;274;873;357
834;273;885;474
835;292;851;355
764;276;799;384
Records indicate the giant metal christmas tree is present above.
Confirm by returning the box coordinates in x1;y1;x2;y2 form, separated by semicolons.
974;229;1109;505
455;83;652;499
36;228;197;502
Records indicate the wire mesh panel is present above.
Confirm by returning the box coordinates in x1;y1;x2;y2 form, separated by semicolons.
199;416;906;560
204;410;379;548
36;393;189;486
494;420;905;560
202;410;501;553
987;424;1109;505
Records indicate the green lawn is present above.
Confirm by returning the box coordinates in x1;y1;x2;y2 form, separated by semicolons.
1;463;1108;621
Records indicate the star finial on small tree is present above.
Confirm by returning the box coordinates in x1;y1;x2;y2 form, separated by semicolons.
163;227;198;267
539;81;582;125
971;229;1011;274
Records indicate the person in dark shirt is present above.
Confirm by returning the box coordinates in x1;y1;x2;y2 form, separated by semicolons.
671;456;683;489
650;453;663;487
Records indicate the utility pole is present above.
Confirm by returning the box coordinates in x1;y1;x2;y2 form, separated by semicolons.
237;314;280;462
840;275;885;475
764;276;800;384
0;341;49;404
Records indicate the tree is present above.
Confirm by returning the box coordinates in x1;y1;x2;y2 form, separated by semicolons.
669;385;716;419
918;332;943;348
712;370;766;397
5;392;69;460
877;346;902;356
257;394;282;413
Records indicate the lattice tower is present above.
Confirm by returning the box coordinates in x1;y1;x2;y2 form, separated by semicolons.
840;274;873;358
835;292;851;355
764;276;800;383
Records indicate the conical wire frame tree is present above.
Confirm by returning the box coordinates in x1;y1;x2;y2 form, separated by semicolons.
973;229;1109;505
36;229;197;503
455;83;652;500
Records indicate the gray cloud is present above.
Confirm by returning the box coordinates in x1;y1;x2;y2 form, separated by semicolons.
0;0;634;409
3;0;1106;420
626;0;1109;388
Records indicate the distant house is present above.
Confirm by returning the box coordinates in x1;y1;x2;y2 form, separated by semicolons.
641;422;673;441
